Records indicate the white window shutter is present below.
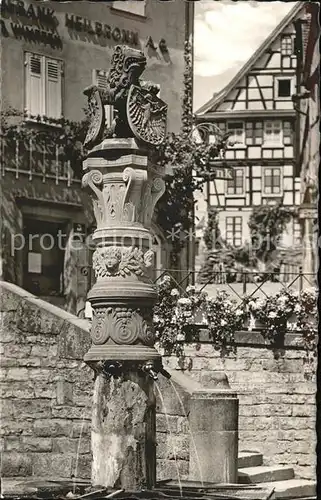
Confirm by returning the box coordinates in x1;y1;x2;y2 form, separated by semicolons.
93;69;113;128
25;53;44;116
46;59;62;119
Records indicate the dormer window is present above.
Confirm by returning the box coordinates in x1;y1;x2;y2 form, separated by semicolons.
281;35;293;56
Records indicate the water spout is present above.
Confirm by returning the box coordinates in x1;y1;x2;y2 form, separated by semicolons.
159;367;171;379
142;361;158;380
102;361;123;378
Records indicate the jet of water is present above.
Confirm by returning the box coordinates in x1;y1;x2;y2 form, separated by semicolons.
154;381;183;497
169;379;204;488
73;413;88;494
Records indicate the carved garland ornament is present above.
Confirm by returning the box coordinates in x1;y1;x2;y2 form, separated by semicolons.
91;306;155;346
93;246;154;278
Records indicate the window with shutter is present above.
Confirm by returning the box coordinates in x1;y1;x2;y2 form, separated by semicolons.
46;59;62;119
93;69;114;127
25;52;63;120
26;53;44;116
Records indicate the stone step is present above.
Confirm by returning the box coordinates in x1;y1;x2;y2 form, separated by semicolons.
238;465;294;484
238;451;263;468
259;479;316;499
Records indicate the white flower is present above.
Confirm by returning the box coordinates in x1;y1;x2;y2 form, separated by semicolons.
287;321;298;331
201;313;208;324
268;312;277;319
153;314;160;323
249;314;256;331
220;319;227;326
177;298;191;305
235;309;243;316
186;285;195;293
294;304;301;313
176;333;185;341
171;288;180;297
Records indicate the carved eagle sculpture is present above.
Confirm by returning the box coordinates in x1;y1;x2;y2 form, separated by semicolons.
83;45;168;149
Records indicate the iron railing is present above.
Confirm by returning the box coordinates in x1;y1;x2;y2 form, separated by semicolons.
1;137;80;185
79;265;316;302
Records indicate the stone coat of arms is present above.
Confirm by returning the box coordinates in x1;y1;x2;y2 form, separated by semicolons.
83;45;168;148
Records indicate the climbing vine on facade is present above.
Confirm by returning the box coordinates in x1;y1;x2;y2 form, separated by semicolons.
248;201;296;265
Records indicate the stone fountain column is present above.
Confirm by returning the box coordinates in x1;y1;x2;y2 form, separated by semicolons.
82;139;166;489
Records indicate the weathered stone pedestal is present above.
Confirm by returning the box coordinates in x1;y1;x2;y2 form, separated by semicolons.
189;376;238;484
82;138;166;488
92;372;156;488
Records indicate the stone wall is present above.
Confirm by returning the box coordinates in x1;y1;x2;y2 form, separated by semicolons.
0;281;316;482
161;330;316;481
0;281;93;478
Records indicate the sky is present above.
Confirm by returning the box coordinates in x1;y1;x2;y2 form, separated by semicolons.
193;0;297;111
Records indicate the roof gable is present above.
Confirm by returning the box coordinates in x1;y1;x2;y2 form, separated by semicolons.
196;1;305;116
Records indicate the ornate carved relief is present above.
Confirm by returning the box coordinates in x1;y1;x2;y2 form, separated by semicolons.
82;170;104;226
83;45;168;148
123;167;148;223
93;246;154;278
91;307;111;345
141;176;166;227
91;306;155;346
104;183;126;222
82;165;164;227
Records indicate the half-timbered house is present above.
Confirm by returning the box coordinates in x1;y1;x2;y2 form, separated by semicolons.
195;2;305;252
